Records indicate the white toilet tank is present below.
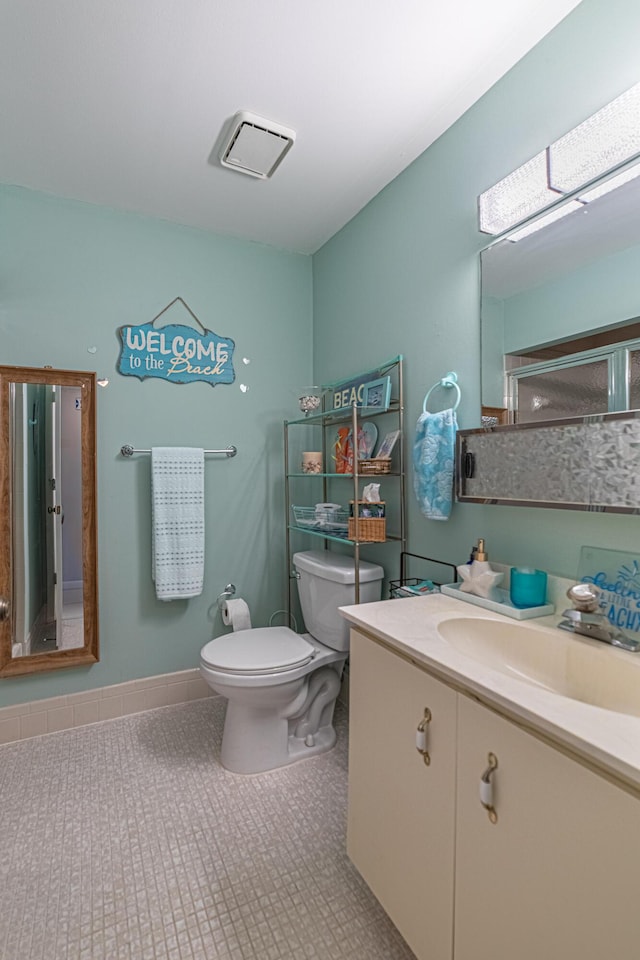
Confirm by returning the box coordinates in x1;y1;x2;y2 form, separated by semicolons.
293;550;384;652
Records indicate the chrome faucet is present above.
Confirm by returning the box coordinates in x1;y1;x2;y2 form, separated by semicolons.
558;583;640;652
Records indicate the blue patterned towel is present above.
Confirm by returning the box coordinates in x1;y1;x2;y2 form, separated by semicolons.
151;447;205;600
412;410;457;520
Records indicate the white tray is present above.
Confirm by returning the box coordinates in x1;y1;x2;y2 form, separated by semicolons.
440;583;554;620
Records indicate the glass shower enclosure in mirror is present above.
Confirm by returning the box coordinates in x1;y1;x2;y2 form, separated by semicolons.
0;366;99;677
481;163;640;424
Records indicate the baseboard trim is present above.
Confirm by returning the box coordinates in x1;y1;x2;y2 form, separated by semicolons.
0;668;216;745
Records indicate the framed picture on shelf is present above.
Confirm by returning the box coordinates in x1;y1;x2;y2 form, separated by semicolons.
362;375;391;411
375;429;400;460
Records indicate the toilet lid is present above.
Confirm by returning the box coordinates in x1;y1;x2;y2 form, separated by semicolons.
201;627;316;675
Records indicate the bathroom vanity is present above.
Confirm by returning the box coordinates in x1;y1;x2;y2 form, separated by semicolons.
341;595;640;960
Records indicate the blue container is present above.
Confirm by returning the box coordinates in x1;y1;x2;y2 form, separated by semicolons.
510;568;547;608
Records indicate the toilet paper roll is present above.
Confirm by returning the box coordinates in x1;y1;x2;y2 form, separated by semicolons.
222;598;252;631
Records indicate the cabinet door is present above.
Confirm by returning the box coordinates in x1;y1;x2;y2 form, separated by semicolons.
347;630;457;960
455;695;640;960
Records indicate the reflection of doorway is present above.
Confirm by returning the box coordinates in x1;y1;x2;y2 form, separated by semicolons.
11;382;49;655
10;384;34;655
44;384;63;640
16;383;84;655
59;385;84;649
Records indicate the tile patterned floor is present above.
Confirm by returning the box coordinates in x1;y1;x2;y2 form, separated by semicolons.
0;697;415;960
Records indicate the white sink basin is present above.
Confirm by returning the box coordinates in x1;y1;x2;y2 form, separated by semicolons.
437;617;640;717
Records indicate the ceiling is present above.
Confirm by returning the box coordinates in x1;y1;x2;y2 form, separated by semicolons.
0;0;583;255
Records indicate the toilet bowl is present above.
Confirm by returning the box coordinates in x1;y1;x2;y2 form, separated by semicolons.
199;550;384;774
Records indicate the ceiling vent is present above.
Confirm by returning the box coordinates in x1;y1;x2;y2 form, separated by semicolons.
219;111;296;179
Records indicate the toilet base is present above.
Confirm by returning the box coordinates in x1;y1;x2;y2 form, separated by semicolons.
200;634;346;775
284;723;337;765
218;664;342;774
220;697;338;774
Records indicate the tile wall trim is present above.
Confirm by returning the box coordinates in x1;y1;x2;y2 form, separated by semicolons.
0;669;215;745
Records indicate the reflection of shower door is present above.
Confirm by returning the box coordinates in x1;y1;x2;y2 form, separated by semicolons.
511;357;611;423
44;385;63;642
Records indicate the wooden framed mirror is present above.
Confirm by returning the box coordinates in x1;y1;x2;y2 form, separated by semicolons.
0;366;99;677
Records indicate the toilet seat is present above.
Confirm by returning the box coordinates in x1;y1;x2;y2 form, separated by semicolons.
201;627;316;676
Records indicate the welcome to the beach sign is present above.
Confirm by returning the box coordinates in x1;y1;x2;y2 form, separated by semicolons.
117;322;235;387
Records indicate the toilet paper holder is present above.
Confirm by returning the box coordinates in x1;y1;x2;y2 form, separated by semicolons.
217;583;236;610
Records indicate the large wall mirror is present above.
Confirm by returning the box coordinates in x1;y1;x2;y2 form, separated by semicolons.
0;366;98;677
481;165;640;424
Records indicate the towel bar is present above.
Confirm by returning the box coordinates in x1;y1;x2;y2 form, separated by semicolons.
120;444;237;458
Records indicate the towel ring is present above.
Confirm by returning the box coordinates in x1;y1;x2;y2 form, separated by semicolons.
422;371;461;414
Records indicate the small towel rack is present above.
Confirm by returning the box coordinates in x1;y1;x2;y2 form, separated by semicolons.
422;371;461;413
120;444;237;458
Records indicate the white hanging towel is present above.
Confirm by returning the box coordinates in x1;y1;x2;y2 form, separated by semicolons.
151;447;205;601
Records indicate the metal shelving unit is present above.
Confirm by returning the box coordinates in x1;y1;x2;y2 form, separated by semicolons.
284;356;406;618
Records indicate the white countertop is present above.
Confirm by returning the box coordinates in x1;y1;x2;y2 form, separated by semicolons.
340;593;640;792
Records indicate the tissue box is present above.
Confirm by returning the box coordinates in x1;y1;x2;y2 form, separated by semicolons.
349;501;386;541
350;500;385;518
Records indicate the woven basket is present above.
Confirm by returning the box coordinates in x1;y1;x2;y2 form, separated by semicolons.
357;458;391;475
348;517;386;542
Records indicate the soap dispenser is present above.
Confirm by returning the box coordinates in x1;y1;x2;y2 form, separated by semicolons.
472;539;491;570
457;539;504;599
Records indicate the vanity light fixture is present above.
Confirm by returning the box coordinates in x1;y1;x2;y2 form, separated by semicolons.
506;199;585;243
548;82;640;194
219;111;296;179
479;80;640;237
479;151;563;237
578;161;640;203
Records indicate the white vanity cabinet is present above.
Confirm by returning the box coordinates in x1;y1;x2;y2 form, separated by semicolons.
348;628;640;960
455;695;640;960
347;630;457;960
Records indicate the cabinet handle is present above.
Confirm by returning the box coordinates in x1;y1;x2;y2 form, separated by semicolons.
479;752;498;824
416;707;432;765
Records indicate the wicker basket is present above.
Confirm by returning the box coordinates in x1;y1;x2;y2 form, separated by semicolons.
357;458;392;475
348;516;386;542
348;500;386;541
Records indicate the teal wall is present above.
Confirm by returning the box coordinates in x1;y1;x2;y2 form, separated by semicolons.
501;240;640;353
313;0;640;584
0;185;312;706
480;296;505;408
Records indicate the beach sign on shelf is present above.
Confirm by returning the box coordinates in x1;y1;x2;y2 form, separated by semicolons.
327;373;391;412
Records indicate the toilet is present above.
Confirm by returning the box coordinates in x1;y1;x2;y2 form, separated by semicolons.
199;550;384;773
